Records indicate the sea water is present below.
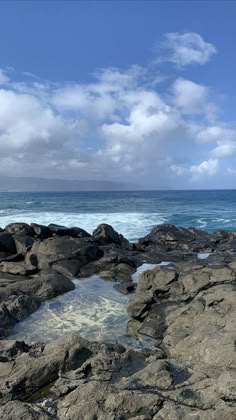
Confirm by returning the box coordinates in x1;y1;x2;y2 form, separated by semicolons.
1;190;236;242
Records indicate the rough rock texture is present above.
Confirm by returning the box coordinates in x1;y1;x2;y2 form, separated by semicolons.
127;259;236;418
0;222;236;418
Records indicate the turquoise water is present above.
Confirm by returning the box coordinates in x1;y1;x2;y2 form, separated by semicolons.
1;190;236;241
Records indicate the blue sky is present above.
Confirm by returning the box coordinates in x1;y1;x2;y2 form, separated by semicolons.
0;0;235;189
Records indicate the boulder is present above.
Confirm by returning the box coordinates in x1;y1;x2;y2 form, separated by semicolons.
139;224;214;252
113;281;136;294
52;258;81;277
30;223;52;239
0;231;16;254
6;295;41;321
13;235;35;254
31;236;82;258
74;244;104;261
92;223;122;245
0;260;37;275
5;222;34;236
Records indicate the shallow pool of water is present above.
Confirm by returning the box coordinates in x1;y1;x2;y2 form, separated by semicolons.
10;275;154;350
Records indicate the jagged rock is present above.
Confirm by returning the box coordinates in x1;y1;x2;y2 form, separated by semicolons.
127;266;177;318
139;224;216;253
0;339;29;359
92;223;122;245
0;401;51;420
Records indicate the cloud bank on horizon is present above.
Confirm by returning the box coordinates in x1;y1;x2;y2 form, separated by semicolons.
0;32;235;189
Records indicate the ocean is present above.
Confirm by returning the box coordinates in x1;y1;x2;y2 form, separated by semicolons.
1;190;236;242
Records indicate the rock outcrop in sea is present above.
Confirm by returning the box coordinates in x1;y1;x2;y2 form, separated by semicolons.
1;222;236;419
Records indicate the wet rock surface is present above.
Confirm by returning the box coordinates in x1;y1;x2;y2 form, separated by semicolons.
0;222;236;418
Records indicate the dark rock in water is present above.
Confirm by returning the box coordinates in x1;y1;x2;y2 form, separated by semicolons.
6;295;41;322
92;223;122;245
94;251;137;281
0;231;16;254
30;223;52;239
5;222;34;237
113;281;136;294
48;223;91;238
34;269;75;300
0;269;74;316
0;303;16;338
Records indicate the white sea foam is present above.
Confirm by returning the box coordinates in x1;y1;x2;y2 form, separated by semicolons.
132;262;172;283
0;211;167;241
197;253;210;259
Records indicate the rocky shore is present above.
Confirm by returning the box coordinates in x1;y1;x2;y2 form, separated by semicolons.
1;222;236;419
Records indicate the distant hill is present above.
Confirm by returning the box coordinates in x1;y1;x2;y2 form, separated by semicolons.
0;176;136;192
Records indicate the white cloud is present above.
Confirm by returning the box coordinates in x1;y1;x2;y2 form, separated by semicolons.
0;37;234;188
158;32;217;67
172;78;208;114
196;126;236;144
190;158;219;178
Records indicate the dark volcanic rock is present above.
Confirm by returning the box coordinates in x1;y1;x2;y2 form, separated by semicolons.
113;281;136;294
92;223;122;245
139;223;215;253
1;222;236;418
0;401;51;420
5;222;34;237
0;232;16;254
13;235;35;254
48;223;91;238
74;244;104;261
30;223;52;239
52;258;81;277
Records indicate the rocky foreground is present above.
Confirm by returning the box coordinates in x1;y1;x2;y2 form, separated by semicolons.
1;222;236;419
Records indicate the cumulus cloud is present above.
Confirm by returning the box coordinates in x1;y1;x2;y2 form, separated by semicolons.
190;158;219;178
0;35;235;188
158;32;217;67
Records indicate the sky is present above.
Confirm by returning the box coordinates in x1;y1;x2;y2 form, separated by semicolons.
0;0;235;189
